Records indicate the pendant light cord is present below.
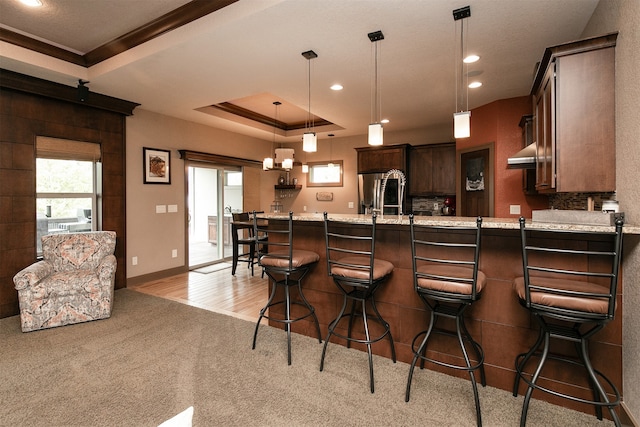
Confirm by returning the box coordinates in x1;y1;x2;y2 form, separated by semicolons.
371;41;381;124
273;101;280;152
307;58;312;132
454;18;469;113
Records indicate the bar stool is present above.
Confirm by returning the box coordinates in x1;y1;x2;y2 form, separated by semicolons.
512;217;624;427
320;212;396;393
231;212;257;276
406;215;486;427
251;211;322;365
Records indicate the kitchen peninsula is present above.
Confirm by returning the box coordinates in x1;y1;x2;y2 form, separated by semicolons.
256;212;639;415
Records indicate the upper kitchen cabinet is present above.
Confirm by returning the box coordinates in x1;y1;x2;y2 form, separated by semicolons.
355;144;410;174
409;143;456;196
532;33;617;193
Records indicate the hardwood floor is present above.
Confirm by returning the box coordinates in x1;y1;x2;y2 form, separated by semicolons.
128;263;267;323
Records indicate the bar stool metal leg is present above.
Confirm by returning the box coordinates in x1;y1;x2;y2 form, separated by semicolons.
252;277;278;351
369;297;396;362
320;295;348;373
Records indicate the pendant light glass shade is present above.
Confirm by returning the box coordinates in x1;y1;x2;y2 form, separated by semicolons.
303;132;317;152
454;111;471;138
368;123;383;146
281;158;293;170
263;157;273;170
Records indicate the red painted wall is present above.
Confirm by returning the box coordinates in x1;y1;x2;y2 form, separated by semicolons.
456;96;549;218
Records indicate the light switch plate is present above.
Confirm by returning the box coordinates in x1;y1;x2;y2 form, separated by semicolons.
168;204;178;213
510;205;521;215
156;205;167;214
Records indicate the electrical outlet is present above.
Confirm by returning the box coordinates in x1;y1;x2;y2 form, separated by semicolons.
510;205;521;215
348;202;354;209
132;256;138;266
171;249;178;258
303;205;307;212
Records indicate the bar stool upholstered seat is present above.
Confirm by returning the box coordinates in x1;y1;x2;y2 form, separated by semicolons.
406;216;486;426
320;212;396;393
251;211;322;365
512;217;624;427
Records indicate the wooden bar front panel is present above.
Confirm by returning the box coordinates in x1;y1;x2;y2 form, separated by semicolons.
266;220;622;416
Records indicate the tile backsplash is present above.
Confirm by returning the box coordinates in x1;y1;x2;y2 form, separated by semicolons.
549;192;616;211
412;196;448;216
412;193;618;216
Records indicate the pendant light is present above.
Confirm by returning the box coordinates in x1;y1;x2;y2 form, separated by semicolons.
263;101;280;170
453;6;471;139
302;50;318;152
281;156;293;171
368;30;384;146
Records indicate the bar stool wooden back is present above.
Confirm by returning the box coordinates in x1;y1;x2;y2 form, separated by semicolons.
320;212;396;393
406;215;486;426
231;212;257;276
512;217;624;426
251;211;322;365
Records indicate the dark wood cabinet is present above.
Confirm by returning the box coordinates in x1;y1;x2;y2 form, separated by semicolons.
355;144;410;174
409;143;456;196
532;33;617;193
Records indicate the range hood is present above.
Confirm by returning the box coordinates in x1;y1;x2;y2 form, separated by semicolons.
507;143;536;169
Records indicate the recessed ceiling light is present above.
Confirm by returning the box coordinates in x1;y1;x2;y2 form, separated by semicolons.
330;84;343;91
463;54;480;64
468;81;482;88
381;119;389;124
20;0;42;6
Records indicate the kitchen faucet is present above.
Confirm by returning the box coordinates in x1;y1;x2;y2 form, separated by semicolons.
380;169;406;216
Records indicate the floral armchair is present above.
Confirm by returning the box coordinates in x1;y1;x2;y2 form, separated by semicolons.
13;231;117;332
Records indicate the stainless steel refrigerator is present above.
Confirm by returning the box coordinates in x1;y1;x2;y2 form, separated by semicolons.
358;173;401;215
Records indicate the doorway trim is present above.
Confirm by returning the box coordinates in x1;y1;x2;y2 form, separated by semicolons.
456;142;495;217
179;150;262;270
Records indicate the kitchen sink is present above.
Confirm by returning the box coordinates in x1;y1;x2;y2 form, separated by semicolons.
531;210;624;226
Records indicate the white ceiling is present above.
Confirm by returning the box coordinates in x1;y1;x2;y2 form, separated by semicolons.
0;0;600;143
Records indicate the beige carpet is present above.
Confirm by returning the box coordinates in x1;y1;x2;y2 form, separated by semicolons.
0;289;615;427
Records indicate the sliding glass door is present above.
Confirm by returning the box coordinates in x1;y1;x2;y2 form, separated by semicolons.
187;164;243;269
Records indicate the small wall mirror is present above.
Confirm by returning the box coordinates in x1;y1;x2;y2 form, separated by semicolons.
306;160;343;187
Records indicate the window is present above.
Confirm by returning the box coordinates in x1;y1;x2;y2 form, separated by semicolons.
35;137;102;254
306;160;343;187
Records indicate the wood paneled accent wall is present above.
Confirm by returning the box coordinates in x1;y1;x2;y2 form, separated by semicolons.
0;71;137;318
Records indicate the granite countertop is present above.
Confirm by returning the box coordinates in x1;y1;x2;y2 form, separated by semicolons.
255;212;640;234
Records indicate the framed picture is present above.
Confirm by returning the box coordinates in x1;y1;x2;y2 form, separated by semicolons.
143;147;171;184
